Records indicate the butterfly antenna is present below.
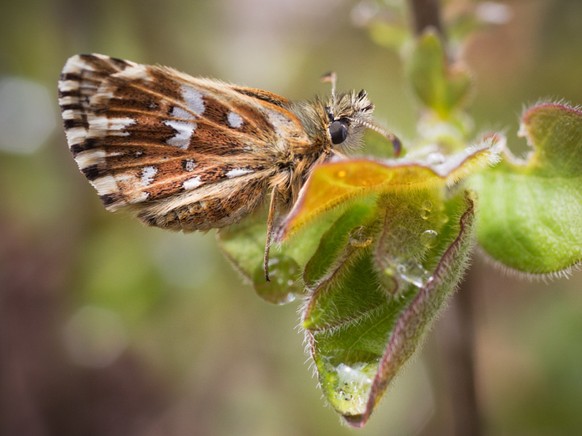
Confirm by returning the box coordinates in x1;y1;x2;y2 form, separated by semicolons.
321;71;337;108
352;118;402;157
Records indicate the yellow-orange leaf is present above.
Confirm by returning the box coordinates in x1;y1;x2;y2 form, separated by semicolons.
280;135;501;238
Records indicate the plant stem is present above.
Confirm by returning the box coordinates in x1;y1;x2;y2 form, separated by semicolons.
407;1;482;434
409;0;444;36
445;270;483;436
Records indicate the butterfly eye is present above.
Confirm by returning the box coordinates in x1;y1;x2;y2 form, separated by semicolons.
329;119;349;145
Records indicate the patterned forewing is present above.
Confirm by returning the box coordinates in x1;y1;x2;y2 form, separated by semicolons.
58;54;311;231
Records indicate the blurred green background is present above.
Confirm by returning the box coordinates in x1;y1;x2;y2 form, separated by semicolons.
1;0;581;435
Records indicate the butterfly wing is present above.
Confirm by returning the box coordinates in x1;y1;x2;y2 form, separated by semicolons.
59;54;311;230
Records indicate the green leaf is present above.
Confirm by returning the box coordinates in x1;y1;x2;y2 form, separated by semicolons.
472;102;582;275
280;136;500;238
407;30;472;117
303;198;378;287
219;124;500;423
302;190;475;426
218;211;338;304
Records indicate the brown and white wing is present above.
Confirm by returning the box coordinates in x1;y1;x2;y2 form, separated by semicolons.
58;54;311;230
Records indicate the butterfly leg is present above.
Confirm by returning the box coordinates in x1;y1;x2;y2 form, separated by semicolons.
264;187;279;282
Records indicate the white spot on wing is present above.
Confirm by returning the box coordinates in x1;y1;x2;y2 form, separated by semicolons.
91;175;118;196
184;159;196;172
164;120;196;149
264;108;296;151
61;109;76;120
59;80;80;92
59;95;77;106
181;85;205;115
140;166;158;187
227;111;243;128
62;55;104;77
183;176;203;190
105;150;125;158
75;149;106;169
266;110;293;130
226;168;253;178
66;127;87;146
89;115;135;137
109;117;136;131
171;106;195;120
117;65;151;81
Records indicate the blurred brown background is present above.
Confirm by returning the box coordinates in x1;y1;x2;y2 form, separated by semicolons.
1;0;581;435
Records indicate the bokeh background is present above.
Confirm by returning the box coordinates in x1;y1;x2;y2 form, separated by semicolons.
1;0;581;435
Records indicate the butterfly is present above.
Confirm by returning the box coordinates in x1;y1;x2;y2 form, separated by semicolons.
58;54;400;280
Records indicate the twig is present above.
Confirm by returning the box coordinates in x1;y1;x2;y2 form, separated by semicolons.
445;269;483;436
409;0;444;36
407;1;482;434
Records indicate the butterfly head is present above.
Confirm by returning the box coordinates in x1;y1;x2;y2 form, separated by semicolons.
325;89;375;149
319;71;400;155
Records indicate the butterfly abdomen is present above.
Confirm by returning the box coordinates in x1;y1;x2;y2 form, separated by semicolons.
136;176;270;231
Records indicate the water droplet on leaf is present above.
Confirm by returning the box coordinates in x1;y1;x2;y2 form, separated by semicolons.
426;152;446;165
349;226;373;248
396;260;432;288
420;229;438;248
326;361;375;415
253;254;301;304
420;200;433;219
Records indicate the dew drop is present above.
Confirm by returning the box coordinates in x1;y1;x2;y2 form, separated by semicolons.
396;260;432;288
328;362;375;414
253;254;301;304
380;264;402;296
349;226;373;248
420;200;433;220
426;152;446;165
420;229;438;248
